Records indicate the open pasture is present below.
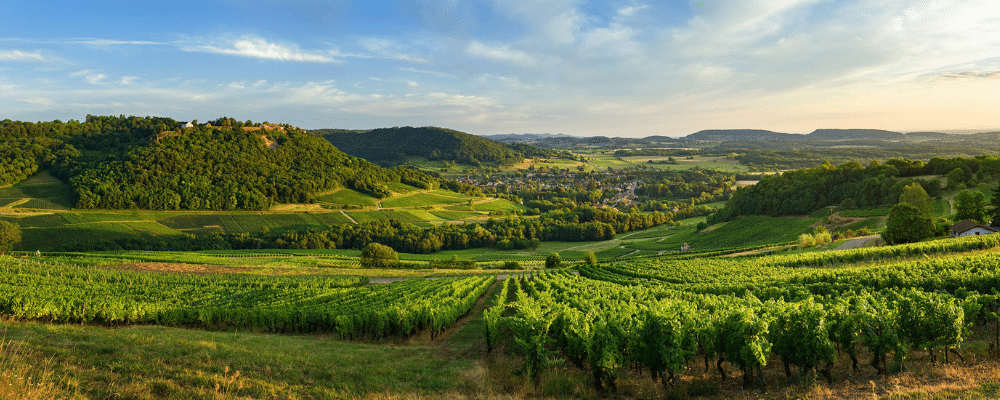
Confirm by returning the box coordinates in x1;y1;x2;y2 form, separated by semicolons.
315;188;377;207
380;192;468;208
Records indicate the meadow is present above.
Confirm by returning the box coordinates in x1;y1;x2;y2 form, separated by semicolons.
2;229;1000;399
0;177;514;251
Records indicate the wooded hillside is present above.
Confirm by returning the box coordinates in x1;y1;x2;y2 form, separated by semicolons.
315;126;553;166
0;116;437;210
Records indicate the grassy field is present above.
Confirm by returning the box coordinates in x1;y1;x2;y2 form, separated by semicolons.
3;246;1000;399
621;155;750;172
0;171;522;250
381;192;468;208
315;188;377;207
473;198;527;212
0;171;74;210
623;215;817;252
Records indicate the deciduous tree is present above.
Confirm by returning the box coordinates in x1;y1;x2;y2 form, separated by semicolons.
361;242;398;268
884;203;935;245
955;189;988;224
0;221;21;255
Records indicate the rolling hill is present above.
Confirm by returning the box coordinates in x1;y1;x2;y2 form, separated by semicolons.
314;126;553;166
0;116;437;211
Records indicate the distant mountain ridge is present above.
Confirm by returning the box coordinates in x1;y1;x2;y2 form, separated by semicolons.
488;127;1000;151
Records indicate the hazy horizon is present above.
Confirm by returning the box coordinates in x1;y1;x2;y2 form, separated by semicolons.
2;1;999;137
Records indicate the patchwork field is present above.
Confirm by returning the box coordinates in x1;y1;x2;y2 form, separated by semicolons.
0;173;524;251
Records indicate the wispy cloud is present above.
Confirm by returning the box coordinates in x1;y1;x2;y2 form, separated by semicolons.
180;36;341;63
359;38;428;63
466;41;534;65
399;67;458;79
68;38;165;46
618;5;650;18
71;69;108;84
0;50;46;62
932;71;1000;81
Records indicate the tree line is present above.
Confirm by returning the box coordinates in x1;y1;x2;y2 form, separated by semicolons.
712;156;1000;222
54;204;677;253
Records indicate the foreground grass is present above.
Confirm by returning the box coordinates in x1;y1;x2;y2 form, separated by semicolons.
0;318;504;399
2;297;1000;399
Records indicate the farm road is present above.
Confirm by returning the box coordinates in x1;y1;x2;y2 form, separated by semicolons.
368;271;576;284
833;235;880;251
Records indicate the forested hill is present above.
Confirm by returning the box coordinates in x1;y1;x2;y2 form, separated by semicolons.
710;155;1000;222
314;126;553;166
0;116;437;210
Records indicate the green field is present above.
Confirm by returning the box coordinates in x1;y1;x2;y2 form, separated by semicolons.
385;182;420;193
624;215;816;252
315;188;377;207
473;198;526;212
346;210;426;223
381;192;468;208
429;210;480;220
0;171;74;210
622;155;750;172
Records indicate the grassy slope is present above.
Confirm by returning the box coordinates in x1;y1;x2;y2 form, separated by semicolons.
624;215;818;252
2;265;999;400
0;174;508;250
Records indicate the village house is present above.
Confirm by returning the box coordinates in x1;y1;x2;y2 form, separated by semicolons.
949;219;996;237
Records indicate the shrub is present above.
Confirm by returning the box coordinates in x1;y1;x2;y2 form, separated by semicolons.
361;242;398;268
799;233;817;248
545;253;562;269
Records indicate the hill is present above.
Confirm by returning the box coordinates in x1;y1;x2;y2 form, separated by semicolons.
685;129;793;141
0;116;437;211
805;128;906;141
315;126;553;166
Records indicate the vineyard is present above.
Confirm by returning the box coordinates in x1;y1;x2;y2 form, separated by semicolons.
0;256;493;339
488;234;1000;395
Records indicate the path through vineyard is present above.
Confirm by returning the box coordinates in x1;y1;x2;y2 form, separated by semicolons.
833;234;880;250
425;280;499;350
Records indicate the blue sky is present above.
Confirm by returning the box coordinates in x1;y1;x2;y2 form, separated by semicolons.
1;0;999;137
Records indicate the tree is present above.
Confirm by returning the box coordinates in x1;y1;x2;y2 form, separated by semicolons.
990;181;1000;224
955;189;988;223
584;251;597;266
947;168;965;189
898;183;931;216
545;252;561;269
0;221;21;255
361;242;398;268
883;203;935;245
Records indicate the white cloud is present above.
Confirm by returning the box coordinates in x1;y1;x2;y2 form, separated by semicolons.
85;74;107;84
618;5;650;18
0;50;46;62
120;76;138;84
399;67;459;79
466;41;535;65
359;38;428;63
69;38;165;46
180;37;341;63
489;1;583;45
581;24;638;53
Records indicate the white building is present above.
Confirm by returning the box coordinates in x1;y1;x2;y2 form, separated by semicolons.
950;220;996;237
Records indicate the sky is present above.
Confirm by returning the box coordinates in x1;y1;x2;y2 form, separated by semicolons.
1;0;999;137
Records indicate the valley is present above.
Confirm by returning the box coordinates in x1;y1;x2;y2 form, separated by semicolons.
1;117;1000;399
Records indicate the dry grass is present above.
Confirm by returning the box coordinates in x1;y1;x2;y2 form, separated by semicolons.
0;333;74;399
103;262;250;275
